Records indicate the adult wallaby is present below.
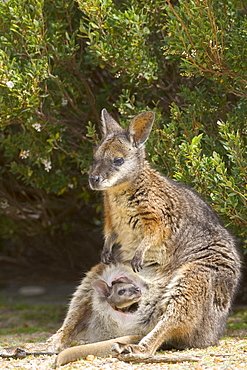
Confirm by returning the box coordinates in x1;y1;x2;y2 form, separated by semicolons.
53;109;240;358
88;109;240;345
1;109;240;366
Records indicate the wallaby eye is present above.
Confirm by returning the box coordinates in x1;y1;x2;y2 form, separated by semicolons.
113;157;124;166
118;289;126;295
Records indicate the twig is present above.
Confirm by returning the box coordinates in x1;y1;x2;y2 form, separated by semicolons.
116;353;202;363
0;347;57;359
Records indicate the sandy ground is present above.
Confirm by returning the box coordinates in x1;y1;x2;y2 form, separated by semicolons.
0;282;246;369
0;331;247;370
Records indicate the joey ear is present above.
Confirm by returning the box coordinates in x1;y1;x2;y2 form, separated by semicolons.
92;279;111;297
101;109;123;137
112;276;133;284
128;111;155;147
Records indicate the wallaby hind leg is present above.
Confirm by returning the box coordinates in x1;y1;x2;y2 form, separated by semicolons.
117;263;235;357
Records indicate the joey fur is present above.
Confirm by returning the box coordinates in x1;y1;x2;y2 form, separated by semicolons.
92;276;142;311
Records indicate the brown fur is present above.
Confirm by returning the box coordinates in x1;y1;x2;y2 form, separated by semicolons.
1;110;240;367
51;109;240;362
88;109;240;351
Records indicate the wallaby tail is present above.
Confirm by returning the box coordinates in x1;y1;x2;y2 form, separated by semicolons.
55;335;141;367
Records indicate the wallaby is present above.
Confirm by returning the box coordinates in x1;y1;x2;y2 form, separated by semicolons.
0;109;240;366
52;109;240;361
92;276;142;311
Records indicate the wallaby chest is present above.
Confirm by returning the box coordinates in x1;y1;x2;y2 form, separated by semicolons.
105;187;170;265
107;190;144;245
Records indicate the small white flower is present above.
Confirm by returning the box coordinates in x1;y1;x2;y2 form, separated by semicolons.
20;150;30;159
191;49;197;58
61;98;68;106
1;199;9;209
32;123;42;132
6;80;14;89
41;158;52;172
182;51;189;58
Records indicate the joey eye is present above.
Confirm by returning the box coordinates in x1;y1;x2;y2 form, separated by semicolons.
118;289;126;295
113;157;124;166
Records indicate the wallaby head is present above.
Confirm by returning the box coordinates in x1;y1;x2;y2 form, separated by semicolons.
92;276;142;310
89;109;155;190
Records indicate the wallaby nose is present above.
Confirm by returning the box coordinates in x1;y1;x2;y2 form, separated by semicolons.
89;174;100;185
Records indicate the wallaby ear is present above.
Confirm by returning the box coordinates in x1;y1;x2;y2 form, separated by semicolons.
101;109;123;137
128;111;155;147
92;279;111;297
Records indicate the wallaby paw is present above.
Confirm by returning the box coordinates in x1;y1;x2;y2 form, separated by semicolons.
131;256;143;272
111;343;145;355
101;250;113;264
110;342;126;354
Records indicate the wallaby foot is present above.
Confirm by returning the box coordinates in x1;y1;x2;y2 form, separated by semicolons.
45;330;69;352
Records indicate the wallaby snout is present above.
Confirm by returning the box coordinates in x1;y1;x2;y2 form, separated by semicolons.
131;286;141;298
89;174;101;189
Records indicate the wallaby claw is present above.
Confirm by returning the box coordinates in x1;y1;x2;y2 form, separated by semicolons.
121;345;133;354
111;343;142;355
131;257;143;272
101;250;113;264
110;342;124;354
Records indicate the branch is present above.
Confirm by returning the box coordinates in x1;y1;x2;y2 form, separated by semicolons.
116;352;201;363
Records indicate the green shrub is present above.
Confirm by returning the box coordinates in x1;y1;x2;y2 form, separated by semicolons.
0;0;246;262
0;0;99;239
162;0;247;242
